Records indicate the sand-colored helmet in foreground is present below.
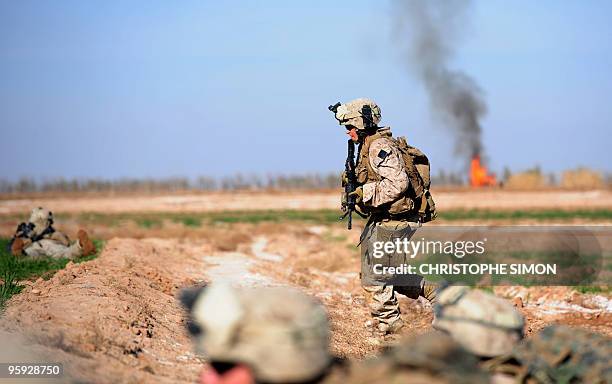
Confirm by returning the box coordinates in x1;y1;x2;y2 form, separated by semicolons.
432;286;524;357
181;284;331;383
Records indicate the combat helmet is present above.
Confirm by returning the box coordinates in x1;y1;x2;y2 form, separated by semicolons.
432;286;524;358
28;207;54;237
181;284;331;383
330;98;381;130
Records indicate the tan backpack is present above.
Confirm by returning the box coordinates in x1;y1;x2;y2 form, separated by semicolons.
394;136;437;222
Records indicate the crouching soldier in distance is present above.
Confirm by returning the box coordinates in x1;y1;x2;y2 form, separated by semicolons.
330;98;437;335
9;207;96;259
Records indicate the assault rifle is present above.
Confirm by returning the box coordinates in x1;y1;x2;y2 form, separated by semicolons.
340;139;367;229
329;102;367;229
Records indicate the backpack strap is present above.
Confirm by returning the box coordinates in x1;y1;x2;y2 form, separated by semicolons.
356;129;392;184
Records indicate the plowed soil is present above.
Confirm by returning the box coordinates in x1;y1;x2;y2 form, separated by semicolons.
0;190;610;383
1;221;610;383
1;189;611;214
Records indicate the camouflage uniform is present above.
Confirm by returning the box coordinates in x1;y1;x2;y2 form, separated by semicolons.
486;325;612;384
22;239;83;259
323;332;491;384
433;287;612;383
360;219;428;331
11;208;92;259
333;98;435;334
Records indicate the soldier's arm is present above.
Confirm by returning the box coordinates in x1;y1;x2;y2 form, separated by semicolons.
362;138;409;207
49;231;71;246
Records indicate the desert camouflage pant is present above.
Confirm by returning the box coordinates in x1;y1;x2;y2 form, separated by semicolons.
24;239;82;259
361;219;436;328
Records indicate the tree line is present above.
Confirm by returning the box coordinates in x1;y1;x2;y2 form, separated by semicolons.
1;168;606;194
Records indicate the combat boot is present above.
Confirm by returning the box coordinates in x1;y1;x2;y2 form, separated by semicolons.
77;230;96;256
378;317;405;335
11;238;25;256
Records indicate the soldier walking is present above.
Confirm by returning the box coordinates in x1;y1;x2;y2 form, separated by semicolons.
330;98;437;335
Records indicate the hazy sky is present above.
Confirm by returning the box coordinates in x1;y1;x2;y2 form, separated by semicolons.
1;0;610;181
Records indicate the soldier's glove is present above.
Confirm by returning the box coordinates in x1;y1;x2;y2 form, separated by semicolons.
340;191;347;211
340;171;348;187
10;237;25;256
348;187;364;204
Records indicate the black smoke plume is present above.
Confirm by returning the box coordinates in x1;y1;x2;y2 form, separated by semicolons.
393;0;487;167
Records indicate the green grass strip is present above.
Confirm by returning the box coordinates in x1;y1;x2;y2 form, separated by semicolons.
6;209;611;229
0;238;103;309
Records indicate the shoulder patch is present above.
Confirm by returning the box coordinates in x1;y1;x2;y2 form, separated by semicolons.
377;149;389;160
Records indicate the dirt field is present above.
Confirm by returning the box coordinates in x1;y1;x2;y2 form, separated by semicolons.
1;189;612;214
0;190;610;383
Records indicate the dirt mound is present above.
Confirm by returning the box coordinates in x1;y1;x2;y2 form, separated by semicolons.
0;238;209;384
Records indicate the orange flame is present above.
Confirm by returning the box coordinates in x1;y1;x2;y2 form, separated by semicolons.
470;155;497;187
